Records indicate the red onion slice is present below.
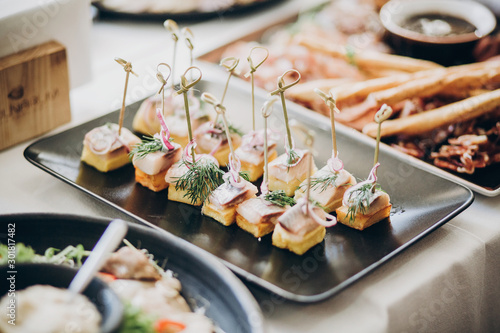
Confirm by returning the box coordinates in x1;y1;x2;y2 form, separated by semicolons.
86;126;118;155
298;198;337;227
327;151;344;172
156;108;175;151
342;163;380;207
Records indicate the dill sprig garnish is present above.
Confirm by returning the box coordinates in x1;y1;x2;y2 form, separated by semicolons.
308;171;340;192
129;136;167;160
174;159;224;204
239;171;250;182
311;199;325;211
228;123;244;137
286;149;300;166
345;183;381;224
211;121;243;138
263;190;296;207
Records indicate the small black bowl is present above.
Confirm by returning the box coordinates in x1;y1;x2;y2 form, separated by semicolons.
0;263;123;333
380;0;497;65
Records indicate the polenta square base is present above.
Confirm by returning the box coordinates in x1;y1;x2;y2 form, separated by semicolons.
131;100;159;135
211;144;233;167
268;176;303;197
336;204;392;230
81;145;130;173
167;185;203;206
240;150;277;182
135;168;169;192
170;134;189;148
272;224;326;255
235;215;275;238
202;201;237;226
295;189;344;213
197;136;241;167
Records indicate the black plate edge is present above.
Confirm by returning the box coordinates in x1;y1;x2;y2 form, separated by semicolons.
22;137;475;302
0;212;265;330
228;188;475;303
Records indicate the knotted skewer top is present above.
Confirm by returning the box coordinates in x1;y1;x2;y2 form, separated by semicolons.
245;46;269;78
269;69;301;96
314;88;340;114
115;58;138;77
175;66;202;96
164;19;179;42
156;63;171;95
373;104;393;168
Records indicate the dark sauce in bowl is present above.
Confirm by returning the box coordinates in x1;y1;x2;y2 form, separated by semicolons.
402;13;477;37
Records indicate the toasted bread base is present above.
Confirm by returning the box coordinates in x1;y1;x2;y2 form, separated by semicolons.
197;136;241;167
81;145;130;173
295;190;344;213
167;185;203;206
235;215;275;238
272;223;326;255
135;168;169;192
202;201;237;226
212;143;239;167
170;134;189;148
268;176;303;197
132;110;159;136
336;204;392;230
240;150;278;182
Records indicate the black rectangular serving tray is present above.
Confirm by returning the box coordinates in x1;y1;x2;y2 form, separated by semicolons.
24;69;474;302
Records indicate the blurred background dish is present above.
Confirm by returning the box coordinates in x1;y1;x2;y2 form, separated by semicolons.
380;0;497;65
0;263;123;333
92;0;283;21
1;213;264;333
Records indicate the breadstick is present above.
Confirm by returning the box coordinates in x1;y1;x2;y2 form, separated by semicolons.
362;88;500;137
287;78;356;103
369;66;500;106
331;61;500;105
332;67;449;104
370;75;447;106
442;68;500;92
332;74;411;104
296;35;442;73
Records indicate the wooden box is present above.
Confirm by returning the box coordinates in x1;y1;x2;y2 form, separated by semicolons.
0;41;71;151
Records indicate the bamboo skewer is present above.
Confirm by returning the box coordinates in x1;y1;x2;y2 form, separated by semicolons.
245;46;269;131
176;66;202;161
114;58;138;136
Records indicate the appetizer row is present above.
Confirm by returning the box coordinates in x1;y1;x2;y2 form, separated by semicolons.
80;22;393;255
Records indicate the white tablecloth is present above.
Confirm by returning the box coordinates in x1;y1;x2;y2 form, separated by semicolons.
1;1;499;332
